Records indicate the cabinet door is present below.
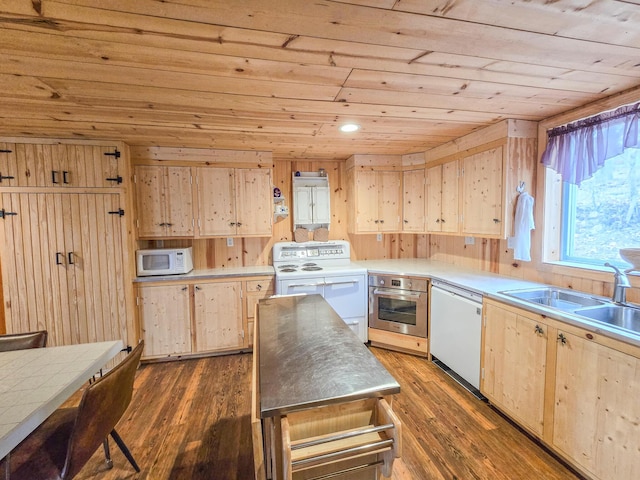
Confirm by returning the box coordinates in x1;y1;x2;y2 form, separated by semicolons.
378;171;401;232
462;147;503;236
293;185;314;225
425;164;443;232
138;284;192;357
402;169;425;232
6;144;121;188
0;143;19;187
235;168;272;236
312;185;332;224
193;282;243;352
553;331;640;480
0;192;129;347
165;166;195;236
354;170;379;233
197;167;235;236
135;165;168;237
482;302;547;436
440;160;459;233
245;277;275;348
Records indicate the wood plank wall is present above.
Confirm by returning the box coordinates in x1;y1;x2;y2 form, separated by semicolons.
138;147;637;305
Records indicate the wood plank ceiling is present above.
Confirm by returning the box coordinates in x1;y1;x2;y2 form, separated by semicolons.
1;0;640;160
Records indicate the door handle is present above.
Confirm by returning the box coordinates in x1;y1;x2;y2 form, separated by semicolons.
324;280;357;286
288;282;325;288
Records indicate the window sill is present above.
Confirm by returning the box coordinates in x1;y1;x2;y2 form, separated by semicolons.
543;260;639;279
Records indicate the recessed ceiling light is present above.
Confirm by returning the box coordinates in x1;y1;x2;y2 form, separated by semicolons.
339;123;360;133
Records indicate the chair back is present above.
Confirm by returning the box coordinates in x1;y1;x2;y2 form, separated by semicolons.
61;341;144;479
0;331;48;352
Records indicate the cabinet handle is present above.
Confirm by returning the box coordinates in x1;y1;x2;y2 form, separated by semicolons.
440;218;445;223
106;175;123;184
435;219;440;223
237;222;242;226
493;218;501;223
0;173;15;182
51;170;59;184
195;286;201;291
379;219;384;224
182;286;188;291
158;222;166;227
374;220;379;224
55;252;64;265
165;223;173;227
256;284;262;291
404;219;408;223
229;222;236;226
62;171;70;184
558;333;567;345
534;324;544;335
68;252;74;265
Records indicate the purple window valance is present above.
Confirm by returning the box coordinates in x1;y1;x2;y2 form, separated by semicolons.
541;102;640;185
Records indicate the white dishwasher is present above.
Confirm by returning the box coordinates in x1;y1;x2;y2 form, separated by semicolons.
429;280;483;392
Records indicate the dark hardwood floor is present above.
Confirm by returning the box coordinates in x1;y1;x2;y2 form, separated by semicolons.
72;347;581;480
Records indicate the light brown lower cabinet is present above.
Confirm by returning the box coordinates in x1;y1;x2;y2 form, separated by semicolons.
482;299;640;480
137;283;192;357
482;301;547;436
137;275;274;359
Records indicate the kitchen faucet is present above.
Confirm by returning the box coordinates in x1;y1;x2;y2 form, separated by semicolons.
604;262;631;304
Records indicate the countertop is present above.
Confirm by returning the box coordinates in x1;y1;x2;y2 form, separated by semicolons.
257;294;400;418
357;258;640;348
134;265;275;283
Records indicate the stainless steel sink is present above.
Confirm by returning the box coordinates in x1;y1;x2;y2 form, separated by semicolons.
500;287;607;311
573;305;640;334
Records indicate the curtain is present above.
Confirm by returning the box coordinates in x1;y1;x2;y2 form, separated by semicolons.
541;102;640;185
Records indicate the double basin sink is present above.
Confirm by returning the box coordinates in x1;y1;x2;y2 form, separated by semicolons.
500;287;640;335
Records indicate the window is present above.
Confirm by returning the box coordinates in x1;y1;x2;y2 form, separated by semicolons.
561;148;640;268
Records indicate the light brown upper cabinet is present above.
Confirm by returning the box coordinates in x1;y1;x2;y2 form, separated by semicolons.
347;168;402;234
425;161;459;234
134;165;195;238
196;167;272;237
461;147;504;236
402;168;425;232
0;143;122;188
424;119;537;239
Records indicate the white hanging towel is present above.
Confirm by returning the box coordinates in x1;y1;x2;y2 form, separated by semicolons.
513;192;535;261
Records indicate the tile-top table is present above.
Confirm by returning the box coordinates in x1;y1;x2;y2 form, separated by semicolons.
0;340;123;459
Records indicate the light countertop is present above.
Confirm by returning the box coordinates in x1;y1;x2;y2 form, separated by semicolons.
134;265;275;283
357;258;640;348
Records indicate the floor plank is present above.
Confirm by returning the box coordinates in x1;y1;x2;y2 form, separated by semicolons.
70;348;582;480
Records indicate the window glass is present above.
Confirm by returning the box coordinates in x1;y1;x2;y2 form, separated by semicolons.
561;149;640;267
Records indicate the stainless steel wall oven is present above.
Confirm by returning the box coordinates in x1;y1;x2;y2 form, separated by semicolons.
368;274;428;338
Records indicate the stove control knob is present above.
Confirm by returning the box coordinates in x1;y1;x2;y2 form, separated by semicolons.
379;279;385;285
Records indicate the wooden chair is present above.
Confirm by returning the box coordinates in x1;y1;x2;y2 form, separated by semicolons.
0;341;144;479
0;330;47;352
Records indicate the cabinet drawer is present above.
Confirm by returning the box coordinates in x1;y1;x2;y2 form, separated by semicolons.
246;278;275;293
280;398;401;480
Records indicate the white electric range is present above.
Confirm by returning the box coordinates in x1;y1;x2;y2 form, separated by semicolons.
272;240;368;342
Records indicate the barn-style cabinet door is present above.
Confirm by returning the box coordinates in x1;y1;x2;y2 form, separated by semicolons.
0;192;128;346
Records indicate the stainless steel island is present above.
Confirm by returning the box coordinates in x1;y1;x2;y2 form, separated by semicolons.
252;294;402;480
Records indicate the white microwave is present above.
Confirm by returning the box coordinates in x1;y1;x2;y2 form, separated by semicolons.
136;247;194;276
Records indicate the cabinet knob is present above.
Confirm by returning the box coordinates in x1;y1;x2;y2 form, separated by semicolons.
534;324;544;335
493;218;501;223
558;333;567;345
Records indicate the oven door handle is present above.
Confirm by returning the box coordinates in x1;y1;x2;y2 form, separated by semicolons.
324;280;358;286
373;288;422;299
287;282;326;288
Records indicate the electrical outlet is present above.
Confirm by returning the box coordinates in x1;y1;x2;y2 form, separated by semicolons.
464;236;475;245
226;237;234;247
376;233;382;242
